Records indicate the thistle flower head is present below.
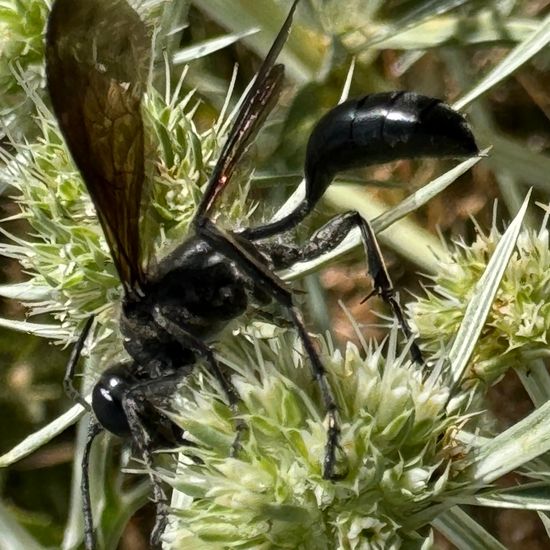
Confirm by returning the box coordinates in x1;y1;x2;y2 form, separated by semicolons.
163;327;469;548
0;0;48;135
410;220;550;384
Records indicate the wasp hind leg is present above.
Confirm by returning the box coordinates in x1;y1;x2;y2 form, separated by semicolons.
256;210;423;364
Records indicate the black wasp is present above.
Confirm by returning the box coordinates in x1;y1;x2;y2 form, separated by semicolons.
45;0;478;547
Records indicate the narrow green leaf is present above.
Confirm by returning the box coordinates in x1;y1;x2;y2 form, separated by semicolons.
0;283;52;301
0;502;44;550
62;419;88;550
374;150;488;233
366;0;470;47
0;317;67;339
173;28;259;65
192;0;323;82
454;13;550;110
448;191;531;385
432;507;506;550
0;404;86;467
489;134;550;195
372;13;540;50
516;360;550;408
454;483;550;511
538;512;550;539
463;398;550;484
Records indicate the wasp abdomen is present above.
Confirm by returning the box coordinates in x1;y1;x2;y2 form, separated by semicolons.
304;91;479;205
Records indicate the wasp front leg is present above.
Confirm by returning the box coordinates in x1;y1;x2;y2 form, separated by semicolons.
150;309;247;456
81;419;103;550
63;315;95;410
121;384;170;548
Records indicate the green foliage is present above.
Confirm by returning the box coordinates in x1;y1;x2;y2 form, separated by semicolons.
1;1;549;549
412;224;550;384
165;331;459;549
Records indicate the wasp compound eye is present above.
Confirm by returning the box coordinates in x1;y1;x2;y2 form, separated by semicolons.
91;365;134;438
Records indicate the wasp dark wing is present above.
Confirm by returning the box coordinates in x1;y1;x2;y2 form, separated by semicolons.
46;0;150;289
193;0;300;222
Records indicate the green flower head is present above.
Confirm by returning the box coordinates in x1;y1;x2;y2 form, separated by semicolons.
163;327;466;549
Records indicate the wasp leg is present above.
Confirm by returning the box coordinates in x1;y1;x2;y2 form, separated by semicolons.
63;315;95;410
195;218;345;480
81;418;103;550
247;307;294;329
150;309;246;456
122;384;170;549
121;361;241;549
256;211;423;364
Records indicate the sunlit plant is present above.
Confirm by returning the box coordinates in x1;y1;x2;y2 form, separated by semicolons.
411;219;550;386
1;1;550;549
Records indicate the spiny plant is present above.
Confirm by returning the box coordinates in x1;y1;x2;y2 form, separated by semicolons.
0;1;549;549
